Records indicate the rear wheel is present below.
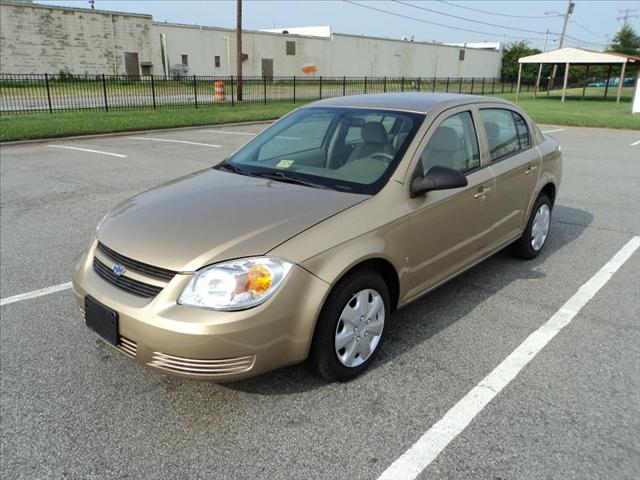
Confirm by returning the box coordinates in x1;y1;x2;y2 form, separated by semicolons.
309;269;389;382
512;194;552;259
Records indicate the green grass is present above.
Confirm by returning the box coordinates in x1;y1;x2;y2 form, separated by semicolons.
1;92;638;143
0;103;306;142
495;92;640;129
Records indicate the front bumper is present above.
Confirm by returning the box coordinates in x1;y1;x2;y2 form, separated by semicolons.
72;242;330;381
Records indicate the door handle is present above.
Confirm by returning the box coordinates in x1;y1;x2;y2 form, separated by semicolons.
473;186;492;199
525;165;538;175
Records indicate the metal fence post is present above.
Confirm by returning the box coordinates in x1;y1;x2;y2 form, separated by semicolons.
383;76;387;93
446;77;450;92
101;74;108;112
481;77;485;95
401;76;404;92
150;75;157;109
491;77;496;94
343;76;346;96
319;75;323;99
263;76;267;104
458;77;463;93
44;73;53;113
293;75;296;103
230;75;234;106
432;76;436;92
470;77;475;94
193;75;198;108
417;77;421;91
511;81;514;93
501;80;505;93
364;76;367;94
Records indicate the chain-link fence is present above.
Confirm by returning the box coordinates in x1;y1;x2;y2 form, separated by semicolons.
0;74;534;114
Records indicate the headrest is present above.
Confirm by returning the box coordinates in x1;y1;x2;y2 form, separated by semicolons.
430;126;459;151
361;122;388;144
484;121;499;139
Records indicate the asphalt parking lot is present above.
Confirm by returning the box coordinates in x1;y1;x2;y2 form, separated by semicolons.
1;122;639;479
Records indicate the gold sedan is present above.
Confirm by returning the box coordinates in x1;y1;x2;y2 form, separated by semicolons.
73;93;562;382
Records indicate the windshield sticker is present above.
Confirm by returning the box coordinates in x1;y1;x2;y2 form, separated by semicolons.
276;159;294;168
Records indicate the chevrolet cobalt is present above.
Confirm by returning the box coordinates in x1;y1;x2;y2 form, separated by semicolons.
73;93;562;382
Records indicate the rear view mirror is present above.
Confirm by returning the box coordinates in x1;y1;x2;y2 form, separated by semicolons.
410;166;468;198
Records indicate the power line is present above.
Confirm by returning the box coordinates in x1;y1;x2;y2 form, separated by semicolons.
436;0;560;19
393;0;557;36
392;0;606;47
569;19;606;39
342;1;550;42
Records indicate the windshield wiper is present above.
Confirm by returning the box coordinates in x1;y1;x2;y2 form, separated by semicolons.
216;162;252;176
251;171;330;190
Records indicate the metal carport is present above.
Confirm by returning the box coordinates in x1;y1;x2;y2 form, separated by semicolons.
516;47;639;103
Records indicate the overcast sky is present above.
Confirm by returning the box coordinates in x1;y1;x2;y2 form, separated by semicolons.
37;0;640;51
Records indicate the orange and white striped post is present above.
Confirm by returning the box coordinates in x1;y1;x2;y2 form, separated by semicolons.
214;81;225;103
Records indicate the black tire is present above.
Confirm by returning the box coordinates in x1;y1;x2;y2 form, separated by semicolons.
511;193;552;260
309;268;390;382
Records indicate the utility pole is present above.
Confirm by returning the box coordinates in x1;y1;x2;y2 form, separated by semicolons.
557;0;574;50
549;1;574;93
543;29;550;51
236;0;243;101
617;9;639;26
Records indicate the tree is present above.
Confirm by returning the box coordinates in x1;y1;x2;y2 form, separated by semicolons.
606;25;640;56
501;41;541;84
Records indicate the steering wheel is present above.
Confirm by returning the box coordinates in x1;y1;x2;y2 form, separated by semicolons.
370;152;394;164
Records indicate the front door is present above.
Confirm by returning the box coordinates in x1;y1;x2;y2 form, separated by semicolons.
478;107;541;245
261;58;274;79
124;52;140;76
406;109;496;301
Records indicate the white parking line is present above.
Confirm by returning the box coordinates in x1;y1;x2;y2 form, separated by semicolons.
48;145;127;158
130;137;221;147
206;130;257;136
631;140;640;146
377;235;640;480
542;128;567;134
0;282;73;306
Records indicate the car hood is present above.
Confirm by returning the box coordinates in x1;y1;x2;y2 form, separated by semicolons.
97;169;368;272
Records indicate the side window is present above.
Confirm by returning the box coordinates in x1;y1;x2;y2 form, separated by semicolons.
479;109;522;161
419;111;480;175
512;111;530;149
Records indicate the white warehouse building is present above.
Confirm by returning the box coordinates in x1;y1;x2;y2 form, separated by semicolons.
0;1;502;78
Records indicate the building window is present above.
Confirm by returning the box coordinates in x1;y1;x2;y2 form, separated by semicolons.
286;41;296;56
181;54;188;66
214;56;221;68
459;49;465;61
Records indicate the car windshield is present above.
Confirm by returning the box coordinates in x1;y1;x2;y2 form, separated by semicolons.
219;107;424;195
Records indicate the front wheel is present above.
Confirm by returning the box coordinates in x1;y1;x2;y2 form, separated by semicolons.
309;269;390;382
512;193;552;259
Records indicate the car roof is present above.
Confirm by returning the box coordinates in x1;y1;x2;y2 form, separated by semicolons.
307;92;513;114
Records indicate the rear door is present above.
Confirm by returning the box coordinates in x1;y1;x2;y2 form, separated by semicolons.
405;107;495;300
478;107;541;246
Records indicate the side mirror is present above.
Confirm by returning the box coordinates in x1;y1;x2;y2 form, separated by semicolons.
410;166;468;198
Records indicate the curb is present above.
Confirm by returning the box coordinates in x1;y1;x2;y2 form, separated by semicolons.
0;119;275;146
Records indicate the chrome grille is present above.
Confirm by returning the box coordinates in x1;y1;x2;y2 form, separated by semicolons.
117;336;137;358
97;242;177;280
148;352;255;376
93;257;163;298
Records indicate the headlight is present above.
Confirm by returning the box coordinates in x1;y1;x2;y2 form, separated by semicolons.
178;257;293;310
